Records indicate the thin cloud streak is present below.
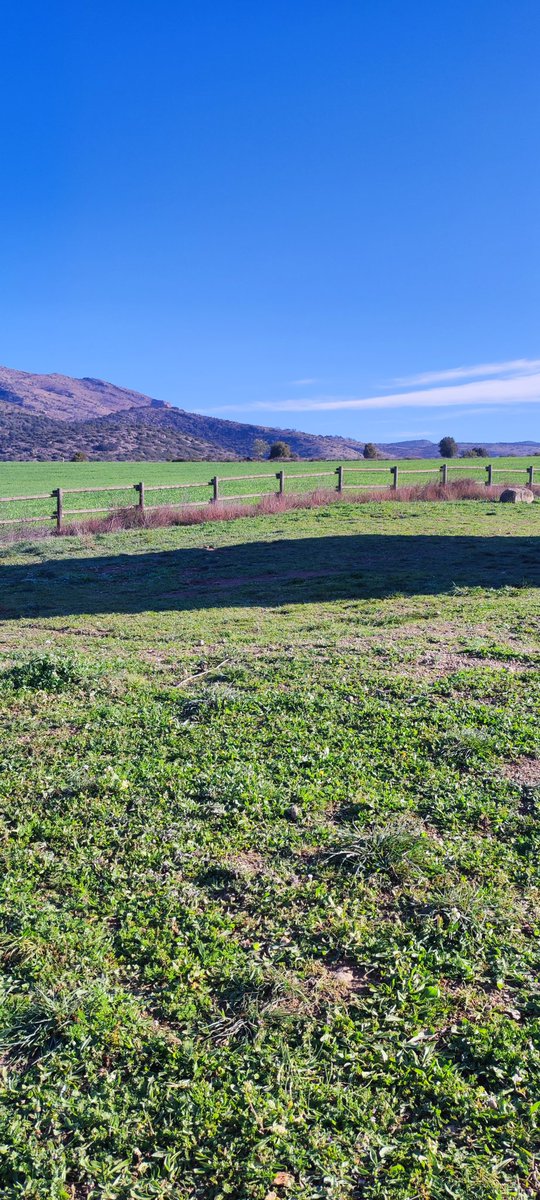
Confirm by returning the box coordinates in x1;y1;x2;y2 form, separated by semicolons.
243;371;540;413
394;358;540;387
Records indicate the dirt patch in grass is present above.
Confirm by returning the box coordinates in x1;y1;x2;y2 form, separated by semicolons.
225;852;270;878
311;962;372;997
338;634;536;680
415;650;534;677
502;756;540;786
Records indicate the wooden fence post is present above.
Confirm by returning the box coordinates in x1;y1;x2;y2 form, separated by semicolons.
54;488;63;531
277;470;285;495
486;464;493;487
211;476;219;502
336;466;344;493
527;465;534;487
391;466;399;490
440;463;448;484
136;482;145;511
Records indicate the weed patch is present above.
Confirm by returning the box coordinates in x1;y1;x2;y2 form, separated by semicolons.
0;651;92;692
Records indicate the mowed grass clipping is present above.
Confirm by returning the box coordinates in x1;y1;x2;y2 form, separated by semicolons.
1;499;540;1199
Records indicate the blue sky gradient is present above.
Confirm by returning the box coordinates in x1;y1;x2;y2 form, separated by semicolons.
1;0;539;442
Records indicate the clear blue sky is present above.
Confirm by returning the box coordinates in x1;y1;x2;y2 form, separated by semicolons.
2;0;539;443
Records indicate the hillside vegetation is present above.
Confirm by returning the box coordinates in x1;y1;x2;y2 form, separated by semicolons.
1;365;539;461
0;366;367;461
1;499;540;1198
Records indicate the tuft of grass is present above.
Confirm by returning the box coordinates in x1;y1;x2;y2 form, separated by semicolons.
438;725;498;768
0;652;88;692
325;816;433;880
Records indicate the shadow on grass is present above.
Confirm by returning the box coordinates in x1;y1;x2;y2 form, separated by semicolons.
1;534;539;619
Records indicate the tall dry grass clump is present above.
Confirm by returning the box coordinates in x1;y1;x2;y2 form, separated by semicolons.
54;477;538;537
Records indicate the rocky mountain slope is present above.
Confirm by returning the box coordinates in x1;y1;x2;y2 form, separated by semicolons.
0;366;368;460
0;366;538;461
0;366;167;421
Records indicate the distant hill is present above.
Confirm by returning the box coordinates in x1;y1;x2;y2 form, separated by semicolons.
0;401;236;462
0;366;538;461
371;438;540;458
0;366;167;421
0;366;368;460
0;399;370;461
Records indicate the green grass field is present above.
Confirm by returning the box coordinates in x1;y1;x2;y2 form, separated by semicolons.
1;498;540;1198
0;457;537;525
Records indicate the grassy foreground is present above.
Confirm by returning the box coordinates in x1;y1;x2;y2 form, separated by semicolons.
1;499;540;1199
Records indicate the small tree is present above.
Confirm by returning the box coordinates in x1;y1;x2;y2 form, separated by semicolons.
71;451;89;462
253;438;270;459
438;436;458;458
269;441;292;459
363;442;379;459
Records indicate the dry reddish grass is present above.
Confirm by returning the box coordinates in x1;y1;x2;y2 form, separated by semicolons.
3;478;536;542
58;479;538;537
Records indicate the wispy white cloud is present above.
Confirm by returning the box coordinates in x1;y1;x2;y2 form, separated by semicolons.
288;377;319;386
393;358;540;387
222;360;540;414
201;358;540;417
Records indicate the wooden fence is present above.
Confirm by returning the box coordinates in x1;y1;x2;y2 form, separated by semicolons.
0;462;536;530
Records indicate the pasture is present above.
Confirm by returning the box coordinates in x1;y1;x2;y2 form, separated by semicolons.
0;457;537;526
1;497;540;1198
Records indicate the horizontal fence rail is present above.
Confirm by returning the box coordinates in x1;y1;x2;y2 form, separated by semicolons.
0;462;536;530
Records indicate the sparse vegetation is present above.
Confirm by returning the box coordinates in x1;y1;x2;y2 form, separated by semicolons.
1;498;540;1197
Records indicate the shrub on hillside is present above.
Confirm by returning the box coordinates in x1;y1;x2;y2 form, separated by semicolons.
461;446;488;458
269;441;292;459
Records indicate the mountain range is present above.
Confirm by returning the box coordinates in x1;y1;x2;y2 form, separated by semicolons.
0;366;538;461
